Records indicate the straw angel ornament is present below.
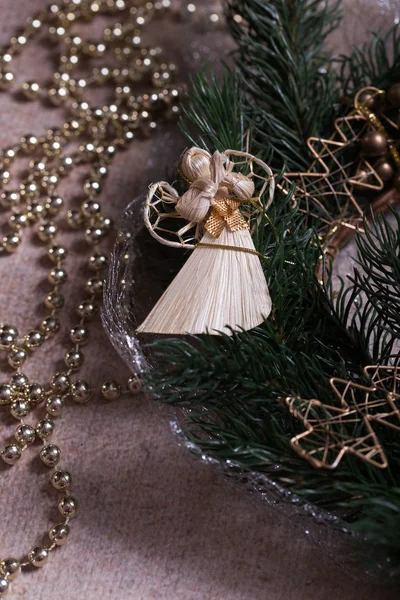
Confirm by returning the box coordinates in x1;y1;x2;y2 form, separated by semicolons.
137;147;274;335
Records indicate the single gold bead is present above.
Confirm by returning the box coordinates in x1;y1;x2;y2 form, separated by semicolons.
43;139;63;157
15;424;36;445
36;418;55;440
101;380;121;401
48;267;67;285
26;202;46;221
9;372;29;390
3;147;17;162
0;324;18;349
8;346;27;368
21;80;40;99
0;70;14;89
58;495;78;518
44;195;63;215
38;221;58;243
49;523;70;546
9;211;28;230
81;199;101;218
46;396;65;417
88;252;108;271
85;277;103;296
83;179;102;197
127;374;141;394
48;245;68;263
41;173;59;191
76;300;98;320
51;469;72;490
20;180;38;199
3;232;21;253
20;134;39;151
0;191;20;209
1;444;21;465
25;330;45;350
71;379;92;403
0;577;8;596
91;165;108;179
28;546;49;568
70;325;89;345
0;557;20;581
40;316;60;335
51;372;70;394
0;168;11;185
67;209;84;229
64;348;84;371
85;226;106;245
45;291;64;310
48;86;69;105
0;384;15;405
26;383;45;405
10;399;30;419
29;159;47;174
57;155;74;175
40;443;61;467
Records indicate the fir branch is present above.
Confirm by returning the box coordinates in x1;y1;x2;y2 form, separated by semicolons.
179;67;244;153
338;24;400;95
352;210;400;341
224;0;342;169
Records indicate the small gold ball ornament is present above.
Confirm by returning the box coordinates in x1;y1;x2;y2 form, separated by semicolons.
51;469;72;490
0;577;8;596
0;557;20;581
36;419;55;440
28;546;49;568
127;374;141;394
58;495;78;518
40;444;61;467
21;80;40;100
15;424;36;445
101;380;121;401
0;324;18;349
49;523;70;546
0;384;14;405
71;379;92;403
1;444;22;465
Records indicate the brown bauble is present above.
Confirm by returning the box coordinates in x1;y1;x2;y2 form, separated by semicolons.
360;130;387;156
387;82;400;108
357;90;385;113
374;160;394;182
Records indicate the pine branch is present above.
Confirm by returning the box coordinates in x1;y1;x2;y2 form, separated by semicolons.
224;0;342;169
338;24;400;95
179;67;244;153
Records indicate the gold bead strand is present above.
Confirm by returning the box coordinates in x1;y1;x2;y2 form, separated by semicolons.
0;0;178;594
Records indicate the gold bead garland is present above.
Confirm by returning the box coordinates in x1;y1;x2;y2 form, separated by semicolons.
0;0;179;595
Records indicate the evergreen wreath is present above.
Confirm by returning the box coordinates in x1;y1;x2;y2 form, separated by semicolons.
140;0;400;578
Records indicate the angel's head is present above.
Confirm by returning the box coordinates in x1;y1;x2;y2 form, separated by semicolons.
180;147;211;182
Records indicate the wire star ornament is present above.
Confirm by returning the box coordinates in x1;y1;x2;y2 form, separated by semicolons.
280;86;400;247
285;364;400;470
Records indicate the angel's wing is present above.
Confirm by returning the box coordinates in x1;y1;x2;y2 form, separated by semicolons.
143;181;199;249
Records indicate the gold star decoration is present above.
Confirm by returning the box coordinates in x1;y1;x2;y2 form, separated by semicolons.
285;364;400;470
279;86;400;247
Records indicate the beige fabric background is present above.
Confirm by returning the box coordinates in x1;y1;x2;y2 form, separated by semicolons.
0;1;399;599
